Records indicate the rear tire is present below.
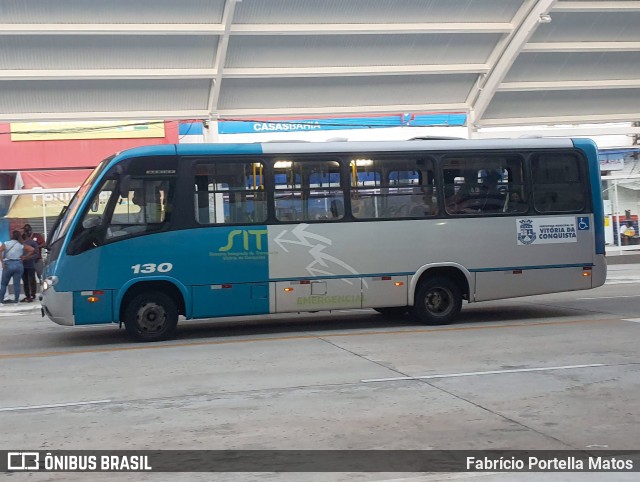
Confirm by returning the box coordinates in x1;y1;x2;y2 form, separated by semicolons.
123;291;178;342
412;277;462;325
374;307;409;317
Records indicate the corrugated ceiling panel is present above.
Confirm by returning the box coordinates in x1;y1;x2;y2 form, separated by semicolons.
0;36;219;69
0;80;210;114
1;0;224;24
532;12;640;42
484;90;640;120
226;33;501;68
218;75;475;110
505;52;640;82
234;0;524;24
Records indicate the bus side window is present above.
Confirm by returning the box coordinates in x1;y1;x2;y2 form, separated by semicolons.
193;161;267;225
350;157;437;219
532;154;586;213
443;155;524;215
274;159;343;222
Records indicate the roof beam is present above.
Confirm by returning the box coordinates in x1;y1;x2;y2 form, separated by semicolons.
478;112;640;127
0;69;217;81
554;1;640;12
471;0;558;125
208;0;240;115
499;79;640;91
230;23;513;35
223;64;490;79
216;103;470;118
466;0;539;117
0;24;224;35
524;42;640;52
476;124;640;138
0;111;211;122
0;22;512;36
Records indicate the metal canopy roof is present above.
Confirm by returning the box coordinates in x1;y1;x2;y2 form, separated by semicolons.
1;0;639;131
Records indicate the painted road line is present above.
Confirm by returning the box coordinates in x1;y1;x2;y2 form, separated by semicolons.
623;318;640;323
0;318;619;361
361;364;606;383
0;399;111;413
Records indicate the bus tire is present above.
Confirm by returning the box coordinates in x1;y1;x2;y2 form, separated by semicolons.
123;291;178;342
412;277;462;325
374;307;408;317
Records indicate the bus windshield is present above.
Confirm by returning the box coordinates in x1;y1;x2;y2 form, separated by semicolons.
49;155;114;246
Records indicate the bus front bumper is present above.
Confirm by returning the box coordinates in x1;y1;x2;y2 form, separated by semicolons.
40;288;75;326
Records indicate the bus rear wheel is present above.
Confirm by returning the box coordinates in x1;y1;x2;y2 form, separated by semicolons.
124;291;178;342
412;277;462;325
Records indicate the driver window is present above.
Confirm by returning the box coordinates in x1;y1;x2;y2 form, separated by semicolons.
68;179;118;254
81;180;117;229
69;157;177;255
107;179;172;239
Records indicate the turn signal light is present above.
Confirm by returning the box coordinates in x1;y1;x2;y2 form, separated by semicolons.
284;287;294;292
87;296;100;303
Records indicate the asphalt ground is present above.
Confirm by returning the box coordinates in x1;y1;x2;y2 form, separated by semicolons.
1;262;639;480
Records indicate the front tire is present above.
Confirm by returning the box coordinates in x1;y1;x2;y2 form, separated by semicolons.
412;277;462;325
123;291;178;342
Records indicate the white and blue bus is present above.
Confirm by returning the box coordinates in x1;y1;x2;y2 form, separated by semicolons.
41;139;606;342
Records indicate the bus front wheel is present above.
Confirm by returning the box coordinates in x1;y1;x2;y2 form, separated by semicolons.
123;291;178;342
413;277;462;325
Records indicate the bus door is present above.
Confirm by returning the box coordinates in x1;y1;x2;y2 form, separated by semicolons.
190;160;270;319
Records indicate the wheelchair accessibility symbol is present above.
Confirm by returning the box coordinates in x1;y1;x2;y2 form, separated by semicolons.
577;217;590;230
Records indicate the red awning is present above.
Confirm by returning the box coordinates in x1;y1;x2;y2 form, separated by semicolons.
6;169;92;219
16;169;92;189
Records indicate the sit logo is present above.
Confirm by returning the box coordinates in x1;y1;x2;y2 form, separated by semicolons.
219;229;268;252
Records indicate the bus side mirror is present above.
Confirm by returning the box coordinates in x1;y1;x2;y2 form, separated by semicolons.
119;175;131;198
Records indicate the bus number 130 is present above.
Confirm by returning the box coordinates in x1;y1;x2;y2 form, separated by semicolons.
131;263;173;274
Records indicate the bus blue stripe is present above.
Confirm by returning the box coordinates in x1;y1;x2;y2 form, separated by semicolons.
469;263;593;273
267;264;592;281
269;272;414;282
573;138;605;255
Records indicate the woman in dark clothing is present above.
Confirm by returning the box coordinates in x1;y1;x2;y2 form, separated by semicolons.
21;234;38;302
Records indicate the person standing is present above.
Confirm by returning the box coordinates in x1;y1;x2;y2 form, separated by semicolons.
0;231;35;304
23;224;45;283
21;234;38;302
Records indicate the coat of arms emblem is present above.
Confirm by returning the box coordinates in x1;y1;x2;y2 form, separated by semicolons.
517;219;536;245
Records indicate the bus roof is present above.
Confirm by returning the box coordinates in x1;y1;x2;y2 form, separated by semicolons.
111;138;587;163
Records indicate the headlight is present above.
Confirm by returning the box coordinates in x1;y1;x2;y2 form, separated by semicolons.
43;276;59;291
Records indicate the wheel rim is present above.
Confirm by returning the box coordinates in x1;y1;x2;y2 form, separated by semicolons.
135;302;167;334
424;287;453;317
